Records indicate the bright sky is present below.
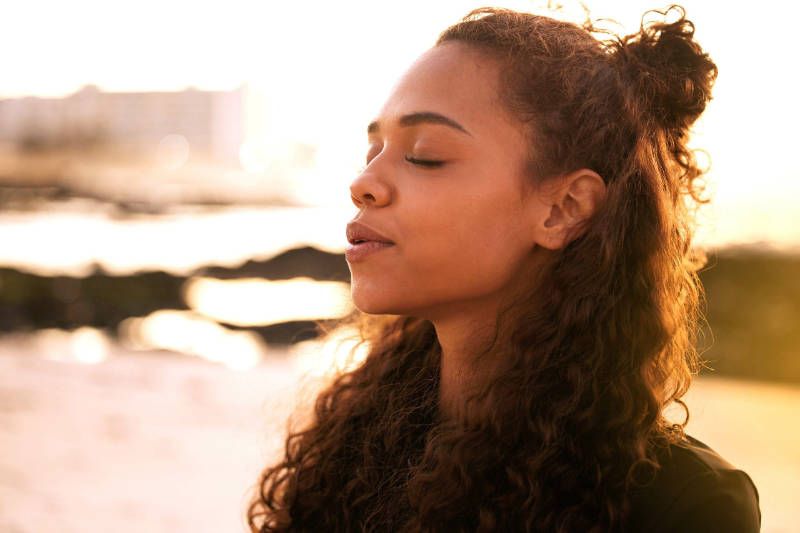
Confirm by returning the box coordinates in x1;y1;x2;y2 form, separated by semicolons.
3;0;799;248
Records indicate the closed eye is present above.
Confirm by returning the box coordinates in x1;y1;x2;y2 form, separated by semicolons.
405;155;445;168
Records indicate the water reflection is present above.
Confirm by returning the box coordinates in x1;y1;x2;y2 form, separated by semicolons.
119;310;266;370
25;326;112;364
184;276;352;326
0;200;350;276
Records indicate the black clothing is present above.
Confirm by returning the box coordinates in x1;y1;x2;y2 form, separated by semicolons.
626;434;761;532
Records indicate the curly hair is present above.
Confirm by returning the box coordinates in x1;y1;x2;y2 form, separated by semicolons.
247;5;717;531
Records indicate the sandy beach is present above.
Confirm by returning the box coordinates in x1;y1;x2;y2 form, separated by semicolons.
1;338;797;532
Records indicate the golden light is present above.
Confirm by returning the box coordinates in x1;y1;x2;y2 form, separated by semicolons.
4;1;799;248
290;325;370;379
183;276;353;327
30;326;111;364
0;205;350;276
119;309;266;370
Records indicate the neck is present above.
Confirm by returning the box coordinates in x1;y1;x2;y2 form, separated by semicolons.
432;304;499;421
428;248;553;421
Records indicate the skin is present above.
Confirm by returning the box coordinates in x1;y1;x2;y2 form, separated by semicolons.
347;42;606;419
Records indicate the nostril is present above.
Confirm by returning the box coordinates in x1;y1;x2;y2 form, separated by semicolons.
352;192;376;206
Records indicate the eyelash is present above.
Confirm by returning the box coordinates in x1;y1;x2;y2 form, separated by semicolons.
404;155;445;168
361;150;445;171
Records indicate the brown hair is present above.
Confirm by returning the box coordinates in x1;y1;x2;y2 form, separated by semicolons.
247;5;717;531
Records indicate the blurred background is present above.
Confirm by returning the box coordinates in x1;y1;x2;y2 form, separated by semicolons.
0;1;797;531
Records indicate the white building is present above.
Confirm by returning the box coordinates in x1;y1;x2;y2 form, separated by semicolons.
0;85;245;162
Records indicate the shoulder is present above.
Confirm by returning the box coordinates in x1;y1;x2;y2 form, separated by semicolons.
626;434;761;533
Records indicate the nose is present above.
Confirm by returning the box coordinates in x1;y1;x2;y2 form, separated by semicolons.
349;166;392;208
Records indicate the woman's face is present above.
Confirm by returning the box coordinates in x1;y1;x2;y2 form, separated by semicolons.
347;42;549;320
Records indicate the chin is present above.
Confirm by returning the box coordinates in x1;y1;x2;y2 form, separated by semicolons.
351;294;395;315
351;286;410;316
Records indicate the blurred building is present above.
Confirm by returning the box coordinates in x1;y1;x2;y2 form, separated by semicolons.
0;85;245;162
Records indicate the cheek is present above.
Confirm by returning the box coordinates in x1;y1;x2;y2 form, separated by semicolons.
404;202;530;298
348;225;521;315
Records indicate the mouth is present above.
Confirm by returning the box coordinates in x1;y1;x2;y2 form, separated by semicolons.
351;239;367;244
345;221;395;246
346;239;395;248
349;238;392;245
344;239;395;262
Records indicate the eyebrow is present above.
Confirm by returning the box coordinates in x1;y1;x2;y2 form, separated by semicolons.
367;111;472;136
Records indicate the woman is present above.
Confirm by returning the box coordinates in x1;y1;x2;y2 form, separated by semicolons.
248;5;760;532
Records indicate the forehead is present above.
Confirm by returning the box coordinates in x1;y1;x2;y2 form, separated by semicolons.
377;42;515;135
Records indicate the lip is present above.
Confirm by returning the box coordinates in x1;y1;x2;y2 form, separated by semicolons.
346;221;394;246
345;240;395;262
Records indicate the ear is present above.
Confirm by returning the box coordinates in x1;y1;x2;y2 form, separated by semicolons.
533;168;606;250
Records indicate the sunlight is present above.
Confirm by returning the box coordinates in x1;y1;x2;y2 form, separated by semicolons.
0;204;351;276
183;276;353;327
119;309;266;370
290;325;370;378
3;1;799;247
30;326;111;364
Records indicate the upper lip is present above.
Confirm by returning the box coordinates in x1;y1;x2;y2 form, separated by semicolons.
346;221;395;245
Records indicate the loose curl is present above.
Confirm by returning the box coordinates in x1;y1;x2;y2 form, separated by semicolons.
248;5;717;532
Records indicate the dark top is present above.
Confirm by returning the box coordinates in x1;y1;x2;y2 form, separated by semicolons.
625;434;761;532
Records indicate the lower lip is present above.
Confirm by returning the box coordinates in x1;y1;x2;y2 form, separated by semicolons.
345;241;395;262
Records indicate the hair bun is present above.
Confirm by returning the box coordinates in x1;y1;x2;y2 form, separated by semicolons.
611;5;718;131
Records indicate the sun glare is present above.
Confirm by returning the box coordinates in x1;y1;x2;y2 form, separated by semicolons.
183;276;353;327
